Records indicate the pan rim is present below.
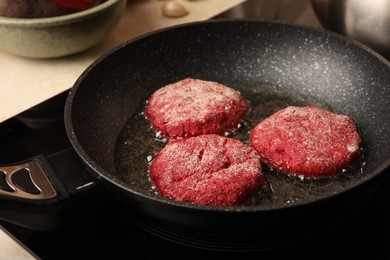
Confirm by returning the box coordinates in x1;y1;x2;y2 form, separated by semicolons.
64;18;390;213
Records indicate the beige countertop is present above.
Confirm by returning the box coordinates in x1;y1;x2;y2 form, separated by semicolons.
0;0;245;124
0;226;38;259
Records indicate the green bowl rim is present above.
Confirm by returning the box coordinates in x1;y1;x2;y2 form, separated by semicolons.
0;0;125;26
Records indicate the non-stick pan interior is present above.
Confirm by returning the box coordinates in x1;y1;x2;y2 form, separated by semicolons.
65;20;390;212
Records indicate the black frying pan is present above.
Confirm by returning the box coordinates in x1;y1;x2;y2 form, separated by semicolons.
1;19;390;251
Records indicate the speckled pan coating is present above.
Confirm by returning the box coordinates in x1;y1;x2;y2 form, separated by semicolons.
68;19;390;204
65;20;390;248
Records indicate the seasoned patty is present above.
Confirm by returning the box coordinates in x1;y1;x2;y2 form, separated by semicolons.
145;78;249;139
250;106;362;179
149;134;266;207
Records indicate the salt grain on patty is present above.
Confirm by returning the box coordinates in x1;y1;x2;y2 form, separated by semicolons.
149;134;266;206
145;78;249;139
250;106;362;179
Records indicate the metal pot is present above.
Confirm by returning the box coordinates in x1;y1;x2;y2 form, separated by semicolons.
311;0;390;59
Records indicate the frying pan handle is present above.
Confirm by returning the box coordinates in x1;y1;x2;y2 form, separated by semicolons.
0;148;102;230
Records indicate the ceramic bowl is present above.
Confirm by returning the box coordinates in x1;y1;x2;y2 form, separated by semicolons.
0;0;127;58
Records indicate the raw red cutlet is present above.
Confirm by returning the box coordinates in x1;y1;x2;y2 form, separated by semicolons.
250;106;362;179
149;134;266;207
145;78;249;139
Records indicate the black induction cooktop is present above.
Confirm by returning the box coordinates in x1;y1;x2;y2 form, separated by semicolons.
0;91;389;259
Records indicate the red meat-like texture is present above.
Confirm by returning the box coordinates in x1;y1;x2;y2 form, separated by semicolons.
149;134;266;207
145;78;249;140
250;106;362;179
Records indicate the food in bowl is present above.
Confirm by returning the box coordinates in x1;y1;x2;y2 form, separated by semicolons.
46;0;100;11
0;0;102;18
